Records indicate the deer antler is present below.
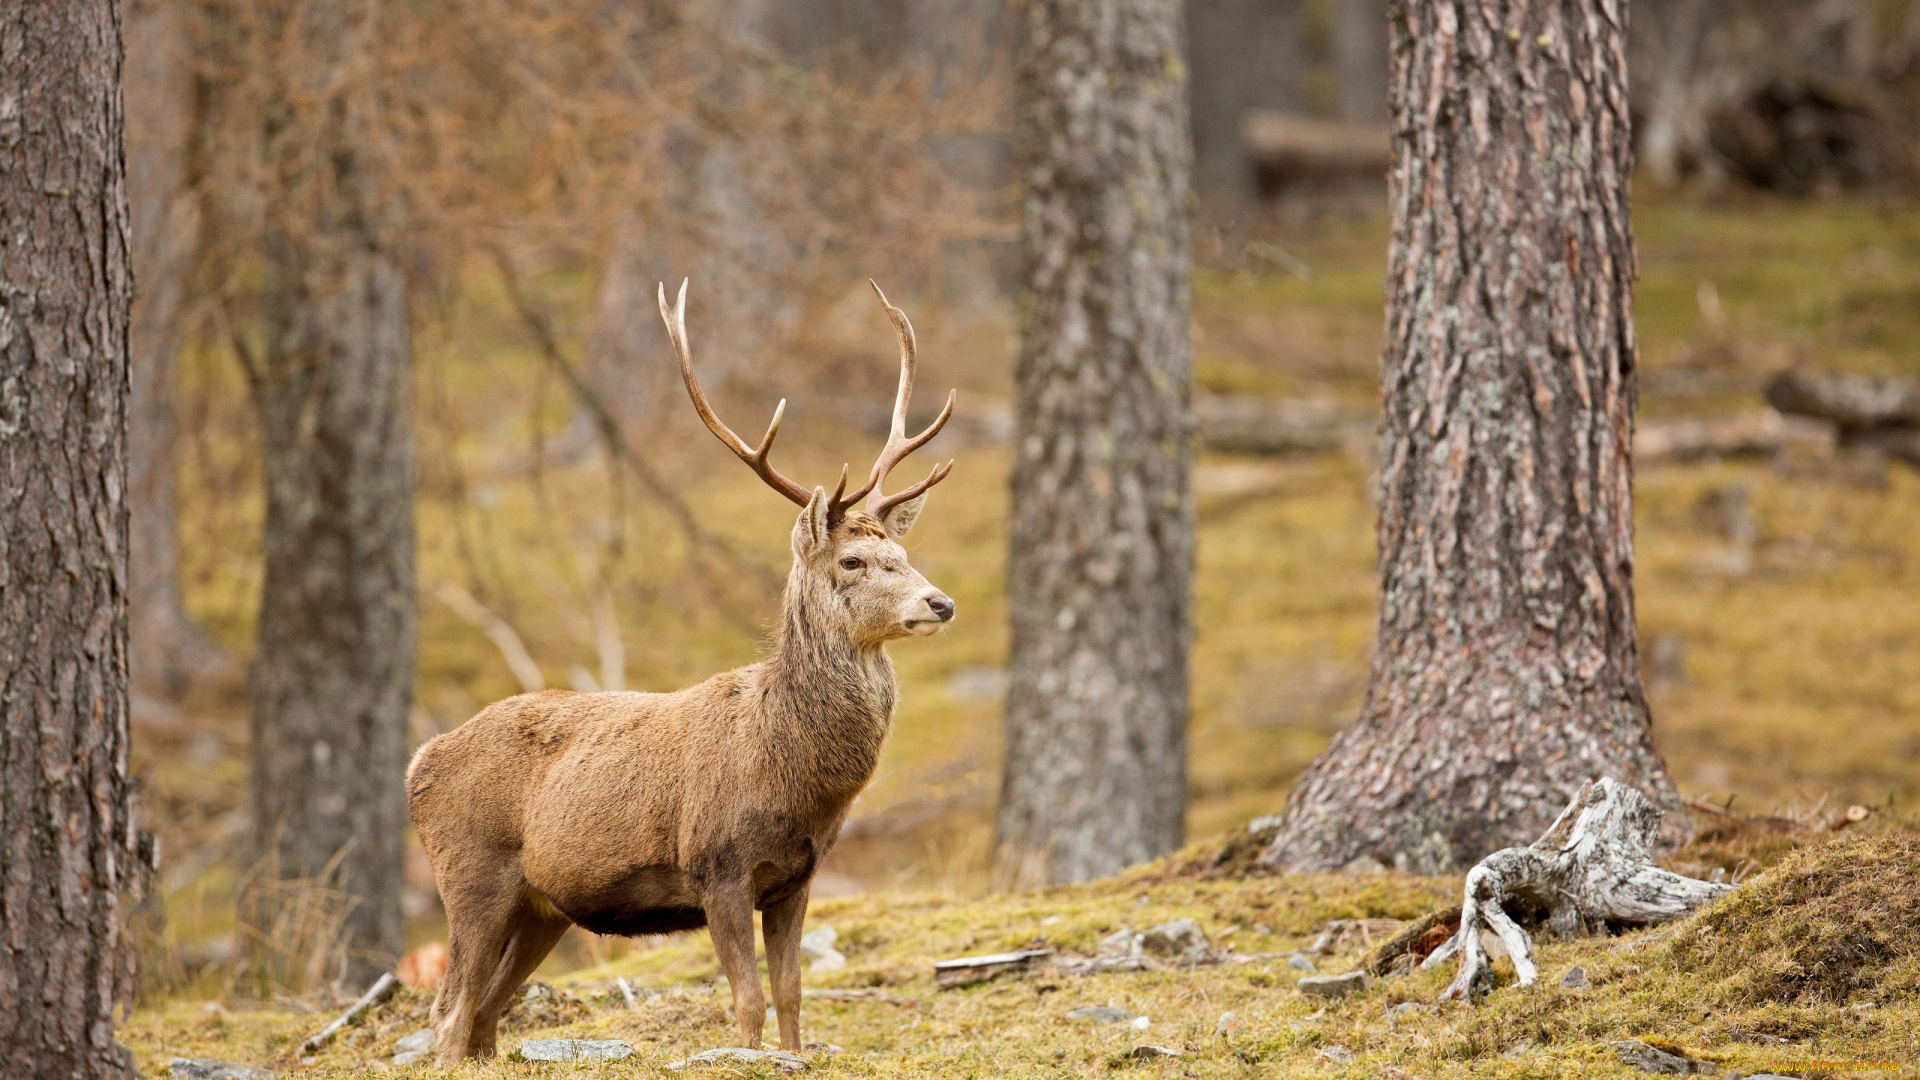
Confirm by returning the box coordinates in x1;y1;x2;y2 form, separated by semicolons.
834;280;956;521
658;279;812;508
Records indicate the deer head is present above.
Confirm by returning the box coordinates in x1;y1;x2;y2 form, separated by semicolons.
658;279;957;647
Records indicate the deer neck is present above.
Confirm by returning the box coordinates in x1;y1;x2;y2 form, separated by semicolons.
762;574;897;806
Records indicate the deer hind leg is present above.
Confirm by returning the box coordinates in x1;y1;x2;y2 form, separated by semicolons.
760;884;810;1052
704;883;766;1049
466;895;573;1059
431;864;526;1065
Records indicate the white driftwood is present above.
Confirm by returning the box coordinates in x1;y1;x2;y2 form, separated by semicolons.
1425;778;1733;1002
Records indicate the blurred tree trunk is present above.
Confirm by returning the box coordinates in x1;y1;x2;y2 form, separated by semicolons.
1336;0;1388;123
0;1;144;1074
1262;0;1686;874
126;0;221;701
240;2;413;986
1188;0;1302;215
997;0;1194;887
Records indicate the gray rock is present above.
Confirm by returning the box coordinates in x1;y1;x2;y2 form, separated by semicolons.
1067;1005;1139;1024
391;1050;430;1066
393;1028;434;1055
1138;918;1210;961
1126;1045;1183;1060
167;1061;275;1080
1298;970;1370;998
1287;953;1317;972
1559;965;1590;990
1612;1040;1718;1075
668;1047;809;1071
800;925;846;972
1343;855;1389;875
518;1039;635;1062
1097;927;1138;957
1317;1045;1354;1064
1391;1002;1424;1017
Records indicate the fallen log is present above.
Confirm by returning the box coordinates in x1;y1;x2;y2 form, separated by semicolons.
1765;368;1920;430
1634;410;1834;464
1240;112;1391;179
1195;395;1372;456
1425;778;1734;1003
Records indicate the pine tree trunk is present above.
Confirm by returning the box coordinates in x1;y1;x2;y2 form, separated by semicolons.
1263;0;1686;875
241;2;414;987
1336;0;1389;124
1188;0;1303;213
0;2;144;1074
997;0;1194;887
126;0;220;700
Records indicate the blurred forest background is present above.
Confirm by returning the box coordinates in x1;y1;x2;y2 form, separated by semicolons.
127;0;1920;995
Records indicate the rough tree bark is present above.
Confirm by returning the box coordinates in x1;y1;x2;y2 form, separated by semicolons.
997;0;1194;887
239;2;414;985
1188;0;1303;214
0;1;145;1075
126;0;221;700
1262;0;1687;874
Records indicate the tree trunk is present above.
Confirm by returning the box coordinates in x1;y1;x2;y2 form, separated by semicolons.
1262;0;1687;875
126;0;220;700
1336;0;1389;124
997;0;1194;887
242;3;414;987
1187;0;1303;215
0;2;144;1075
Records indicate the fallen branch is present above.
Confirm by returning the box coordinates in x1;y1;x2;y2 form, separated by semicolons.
1634;409;1834;464
1765;367;1920;430
1425;778;1734;1003
298;972;399;1054
1194;395;1372;457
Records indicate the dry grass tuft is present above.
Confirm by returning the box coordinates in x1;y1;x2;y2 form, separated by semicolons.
1668;831;1920;1005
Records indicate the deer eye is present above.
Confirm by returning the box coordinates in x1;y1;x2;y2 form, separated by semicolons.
840;557;863;572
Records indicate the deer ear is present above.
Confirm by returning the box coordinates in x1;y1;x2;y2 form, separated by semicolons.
877;491;929;540
793;487;833;557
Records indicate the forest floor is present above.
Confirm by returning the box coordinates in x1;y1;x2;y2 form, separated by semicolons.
127;825;1920;1078
129;187;1920;1067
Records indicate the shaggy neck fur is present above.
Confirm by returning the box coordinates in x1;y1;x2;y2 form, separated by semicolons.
760;559;896;811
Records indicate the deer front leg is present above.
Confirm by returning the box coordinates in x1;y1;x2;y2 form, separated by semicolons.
761;885;810;1052
704;883;766;1048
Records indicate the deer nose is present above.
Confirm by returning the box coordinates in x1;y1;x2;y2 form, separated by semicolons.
928;595;955;622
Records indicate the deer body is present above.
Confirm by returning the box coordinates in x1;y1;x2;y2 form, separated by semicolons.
409;282;956;1064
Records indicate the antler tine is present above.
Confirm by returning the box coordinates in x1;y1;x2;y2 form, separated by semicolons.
659;280;812;508
834;280;958;519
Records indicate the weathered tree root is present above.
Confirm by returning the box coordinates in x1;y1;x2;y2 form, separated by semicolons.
1425;778;1734;1003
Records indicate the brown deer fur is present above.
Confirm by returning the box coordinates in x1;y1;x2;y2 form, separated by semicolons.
406;282;956;1063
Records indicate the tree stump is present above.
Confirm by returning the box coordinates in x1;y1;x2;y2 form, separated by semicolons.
1427;779;1734;1002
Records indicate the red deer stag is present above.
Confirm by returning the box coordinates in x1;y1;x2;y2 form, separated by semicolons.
407;280;956;1062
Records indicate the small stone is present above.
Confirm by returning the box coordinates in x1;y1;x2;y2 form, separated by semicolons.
1391;1002;1424;1017
1138;918;1210;961
1299;971;1370;998
1252;922;1272;936
800;925;846;971
1559;965;1590;990
393;1029;434;1055
1098;927;1137;956
1067;1005;1138;1025
1215;1011;1240;1037
1612;1040;1717;1075
391;1050;429;1066
1343;855;1388;875
1041;915;1064;926
668;1047;809;1071
1503;1039;1535;1058
1129;1016;1151;1030
1287;953;1317;972
1126;1045;1182;1060
1318;1045;1354;1064
518;1039;635;1062
167;1062;276;1080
